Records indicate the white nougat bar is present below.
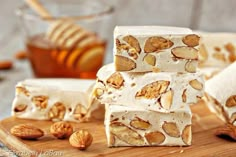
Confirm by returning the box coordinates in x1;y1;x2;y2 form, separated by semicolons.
198;32;236;68
94;64;204;112
205;62;236;126
114;26;200;73
12;79;104;122
105;104;192;147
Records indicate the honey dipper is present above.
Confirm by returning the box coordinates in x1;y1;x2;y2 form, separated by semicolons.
25;0;106;72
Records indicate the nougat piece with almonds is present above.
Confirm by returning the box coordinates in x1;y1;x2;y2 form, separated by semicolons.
12;79;104;122
205;62;236;126
198;32;236;68
114;26;200;73
94;64;204;112
105;104;192;147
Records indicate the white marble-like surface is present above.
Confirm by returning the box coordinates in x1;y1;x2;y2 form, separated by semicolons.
1;0;236;120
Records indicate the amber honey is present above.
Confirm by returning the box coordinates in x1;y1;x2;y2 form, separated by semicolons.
26;34;106;79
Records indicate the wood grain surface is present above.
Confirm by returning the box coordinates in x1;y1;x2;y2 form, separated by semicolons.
0;101;235;157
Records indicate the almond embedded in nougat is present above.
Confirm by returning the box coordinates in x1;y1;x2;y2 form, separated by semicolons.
110;122;145;145
171;46;198;60
225;95;236;108
135;81;170;99
144;37;174;53
32;96;48;109
143;54;156;66
130;117;151;130
185;60;196;73
162;122;180;137
189;79;203;90
123;35;141;54
182;34;200;47
16;87;30;97
145;131;165;145
115;55;136;71
182;125;191;145
48;102;66;121
14;104;27;112
106;72;124;89
73;104;87;121
160;90;173;110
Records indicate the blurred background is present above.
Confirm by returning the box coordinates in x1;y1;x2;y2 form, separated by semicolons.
0;0;236;118
1;0;236;63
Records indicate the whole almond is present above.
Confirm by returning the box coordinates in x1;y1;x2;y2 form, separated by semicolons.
50;121;73;139
69;130;93;150
10;124;44;140
0;60;13;70
15;51;28;60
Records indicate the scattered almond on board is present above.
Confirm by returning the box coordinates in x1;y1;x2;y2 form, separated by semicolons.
10;122;93;151
69;130;93;150
10;124;44;140
215;124;236;141
50;121;73;139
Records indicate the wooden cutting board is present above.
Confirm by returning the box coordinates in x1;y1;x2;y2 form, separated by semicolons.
0;101;235;157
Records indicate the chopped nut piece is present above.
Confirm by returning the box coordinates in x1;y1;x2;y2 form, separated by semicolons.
32;96;48;109
50;121;73;139
123;35;141;54
10;124;44;140
225;95;236;107
143;54;156;66
73;104;87;121
48;102;66;121
162;122;180;137
182;34;200;47
14;104;27;112
136;81;170;99
130;117;151;130
145;131;165;145
144;37;174;53
215;124;236;141
171;46;198;60
107;72;124;89
160;90;173;110
69;130;93;150
115;55;136;71
189;79;203;90
182;125;191;145
16;87;30;96
116;38;139;60
110;122;145;145
185;60;196;73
